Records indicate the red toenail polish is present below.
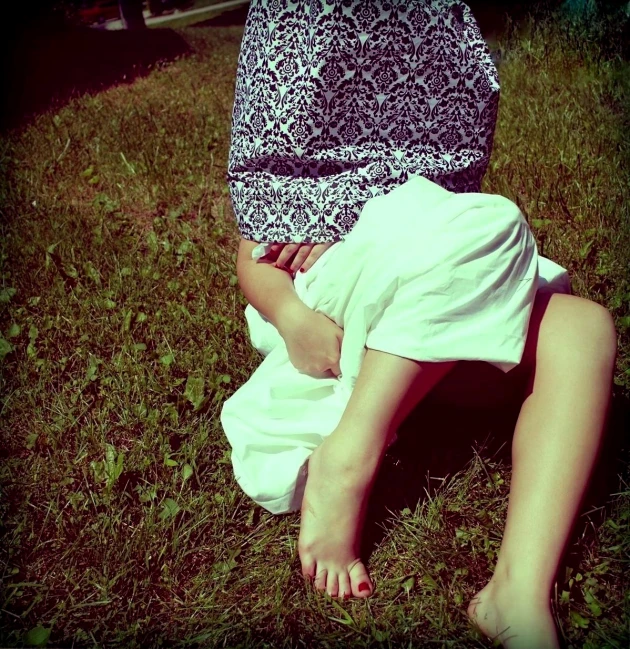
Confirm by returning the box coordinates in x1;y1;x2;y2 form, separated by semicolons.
300;268;305;273
359;582;370;592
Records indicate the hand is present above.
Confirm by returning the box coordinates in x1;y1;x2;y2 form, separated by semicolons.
277;301;343;378
264;241;337;276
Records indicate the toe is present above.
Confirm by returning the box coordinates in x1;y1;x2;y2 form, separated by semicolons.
326;572;339;598
301;554;316;580
314;567;328;592
337;572;352;600
348;559;372;598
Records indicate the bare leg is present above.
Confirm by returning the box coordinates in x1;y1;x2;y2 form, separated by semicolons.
298;351;457;598
468;292;618;648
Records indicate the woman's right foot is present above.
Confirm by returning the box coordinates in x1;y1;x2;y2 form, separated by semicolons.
467;580;560;649
298;435;375;599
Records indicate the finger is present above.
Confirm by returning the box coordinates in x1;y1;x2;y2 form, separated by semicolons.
289;244;314;273
331;331;343;377
330;359;341;378
264;244;284;261
300;242;334;273
275;243;300;269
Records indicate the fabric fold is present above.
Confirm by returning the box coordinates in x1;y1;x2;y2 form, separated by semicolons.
221;176;571;514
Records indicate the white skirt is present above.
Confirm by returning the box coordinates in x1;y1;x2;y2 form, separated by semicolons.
221;176;571;515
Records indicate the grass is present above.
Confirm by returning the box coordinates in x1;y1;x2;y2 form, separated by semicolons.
1;4;629;648
149;0;251;29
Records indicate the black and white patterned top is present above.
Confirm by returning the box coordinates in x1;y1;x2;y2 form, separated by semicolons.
227;0;500;244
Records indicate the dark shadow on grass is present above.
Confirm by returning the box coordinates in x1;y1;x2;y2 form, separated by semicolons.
0;25;192;132
362;359;630;572
361;360;525;559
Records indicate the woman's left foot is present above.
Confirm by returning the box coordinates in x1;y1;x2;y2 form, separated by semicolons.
467;580;560;648
298;435;374;598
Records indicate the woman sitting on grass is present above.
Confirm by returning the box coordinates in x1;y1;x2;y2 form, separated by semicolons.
220;2;617;648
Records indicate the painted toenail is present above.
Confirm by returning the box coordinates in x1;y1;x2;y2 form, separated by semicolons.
359;582;370;593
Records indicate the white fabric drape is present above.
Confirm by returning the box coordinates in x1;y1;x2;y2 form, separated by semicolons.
221;176;571;514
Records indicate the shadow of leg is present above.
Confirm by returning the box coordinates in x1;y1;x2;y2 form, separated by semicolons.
362;359;528;558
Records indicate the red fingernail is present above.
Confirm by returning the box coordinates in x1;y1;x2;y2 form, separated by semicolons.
300;268;305;273
359;582;370;592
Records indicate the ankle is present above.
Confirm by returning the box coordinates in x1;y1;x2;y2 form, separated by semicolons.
321;425;384;470
312;437;378;489
486;571;552;609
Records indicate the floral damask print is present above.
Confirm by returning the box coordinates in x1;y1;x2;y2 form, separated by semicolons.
227;0;499;244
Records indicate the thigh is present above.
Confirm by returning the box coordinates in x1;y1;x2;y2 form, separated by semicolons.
425;288;612;410
424;290;560;410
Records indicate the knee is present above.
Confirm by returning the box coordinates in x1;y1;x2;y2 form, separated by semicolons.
568;298;618;365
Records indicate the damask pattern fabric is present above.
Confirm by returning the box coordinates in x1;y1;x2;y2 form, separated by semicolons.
227;0;500;244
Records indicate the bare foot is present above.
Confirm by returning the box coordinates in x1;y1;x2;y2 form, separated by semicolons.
298;436;375;599
467;580;560;649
